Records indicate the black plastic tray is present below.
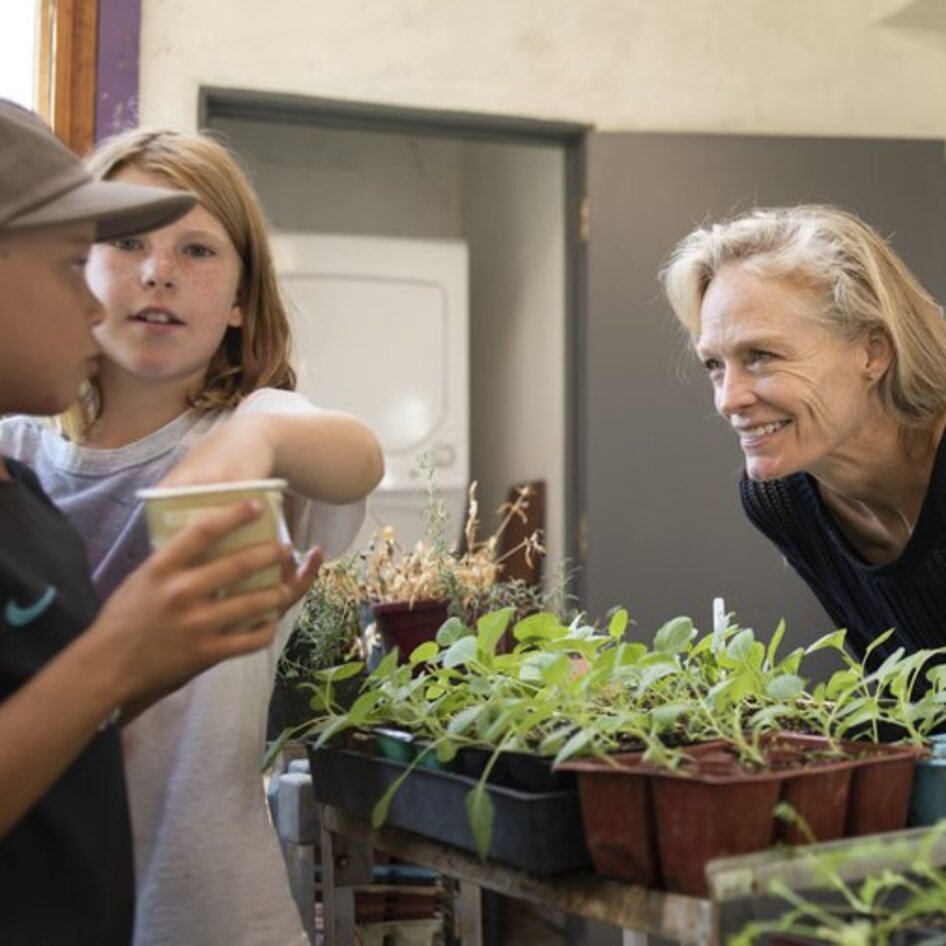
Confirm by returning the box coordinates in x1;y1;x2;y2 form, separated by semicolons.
308;745;591;875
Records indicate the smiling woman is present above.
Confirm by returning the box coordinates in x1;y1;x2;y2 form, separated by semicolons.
660;205;946;661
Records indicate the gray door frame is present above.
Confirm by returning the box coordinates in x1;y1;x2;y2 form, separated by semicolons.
200;86;590;593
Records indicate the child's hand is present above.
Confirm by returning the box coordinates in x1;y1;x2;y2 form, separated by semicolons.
283;546;323;610
92;499;293;705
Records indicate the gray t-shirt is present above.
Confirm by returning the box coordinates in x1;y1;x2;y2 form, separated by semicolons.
0;388;364;597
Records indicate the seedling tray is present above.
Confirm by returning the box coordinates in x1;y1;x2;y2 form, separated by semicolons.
308;745;591;875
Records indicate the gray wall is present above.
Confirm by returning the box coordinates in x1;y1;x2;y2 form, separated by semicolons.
582;132;946;665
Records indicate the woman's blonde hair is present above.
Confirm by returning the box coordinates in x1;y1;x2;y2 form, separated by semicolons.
660;204;946;430
67;128;295;435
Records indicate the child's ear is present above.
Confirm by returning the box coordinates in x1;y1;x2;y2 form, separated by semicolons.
227;299;243;328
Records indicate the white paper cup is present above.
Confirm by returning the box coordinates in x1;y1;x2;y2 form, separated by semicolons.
137;479;290;622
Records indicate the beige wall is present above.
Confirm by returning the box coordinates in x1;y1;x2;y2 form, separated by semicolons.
141;0;946;138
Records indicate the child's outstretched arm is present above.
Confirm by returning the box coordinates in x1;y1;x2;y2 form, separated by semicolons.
162;408;384;504
0;500;306;836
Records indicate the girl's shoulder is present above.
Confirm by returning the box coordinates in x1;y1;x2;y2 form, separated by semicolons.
234;387;320;417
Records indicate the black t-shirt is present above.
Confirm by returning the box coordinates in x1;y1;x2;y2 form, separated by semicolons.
740;430;946;660
0;458;133;945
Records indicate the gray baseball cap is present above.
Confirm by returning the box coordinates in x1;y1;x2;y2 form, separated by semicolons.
0;99;195;241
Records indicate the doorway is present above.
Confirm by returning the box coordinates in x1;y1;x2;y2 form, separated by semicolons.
202;88;586;593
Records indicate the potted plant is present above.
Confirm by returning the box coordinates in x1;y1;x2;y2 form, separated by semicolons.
358;474;551;662
554;609;931;896
267;557;366;739
268;463;558;743
726;815;946;945
302;606;599;872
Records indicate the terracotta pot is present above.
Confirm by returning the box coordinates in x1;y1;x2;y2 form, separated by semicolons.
556;753;660;887
648;746;782;896
561;742;784;893
761;732;856;845
765;731;922;838
844;740;922;836
371;599;450;665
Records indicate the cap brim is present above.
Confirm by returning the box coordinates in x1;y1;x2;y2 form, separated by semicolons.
6;179;196;242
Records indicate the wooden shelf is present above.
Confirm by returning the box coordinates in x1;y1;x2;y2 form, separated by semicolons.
317;803;715;945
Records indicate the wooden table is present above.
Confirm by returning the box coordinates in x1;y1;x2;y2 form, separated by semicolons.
317;803;716;945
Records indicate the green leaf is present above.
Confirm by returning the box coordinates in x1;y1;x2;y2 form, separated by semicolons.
635;652;679;690
435;740;459;764
608;608;629;639
539;653;571;686
370;648;401;681
346;689;385;725
409;641;440;666
653;616;694;654
436;616;471;647
553;727;592;766
371;781;398;827
477;608;515;657
765;620;786;668
442;635;479;669
862;627;895;662
311;714;354;749
726;628;757;663
518;651;562;684
651;703;690;729
806;628;848;655
447;704;485;736
766;673;806;701
826;668;860;699
465;785;495;861
513;612;565;642
614;642;648;666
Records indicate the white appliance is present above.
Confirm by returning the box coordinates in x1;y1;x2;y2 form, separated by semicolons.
270;233;470;554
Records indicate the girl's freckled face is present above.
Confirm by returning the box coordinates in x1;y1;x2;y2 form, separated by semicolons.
85;167;244;390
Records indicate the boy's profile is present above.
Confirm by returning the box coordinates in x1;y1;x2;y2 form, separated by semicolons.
0;99;302;944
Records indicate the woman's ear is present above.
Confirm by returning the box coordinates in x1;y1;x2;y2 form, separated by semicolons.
863;326;893;382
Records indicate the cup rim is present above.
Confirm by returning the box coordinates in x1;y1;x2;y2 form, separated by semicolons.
136;478;288;500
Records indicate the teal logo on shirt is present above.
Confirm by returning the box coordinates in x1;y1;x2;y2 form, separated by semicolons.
5;586;57;627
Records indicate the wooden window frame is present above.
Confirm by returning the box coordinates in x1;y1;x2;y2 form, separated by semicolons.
37;0;98;155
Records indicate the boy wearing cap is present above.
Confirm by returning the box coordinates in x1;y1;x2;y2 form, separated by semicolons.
0;100;305;944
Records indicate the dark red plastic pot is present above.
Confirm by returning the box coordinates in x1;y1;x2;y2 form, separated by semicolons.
556;753;660;887
371;599;450;665
649;757;782;896
845;741;922;836
778;764;853;845
764;731;921;838
761;732;855;845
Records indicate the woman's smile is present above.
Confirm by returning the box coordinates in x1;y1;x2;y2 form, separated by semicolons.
698;264;881;482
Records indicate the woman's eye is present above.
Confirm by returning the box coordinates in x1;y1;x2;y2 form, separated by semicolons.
702;357;723;373
748;350;774;365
